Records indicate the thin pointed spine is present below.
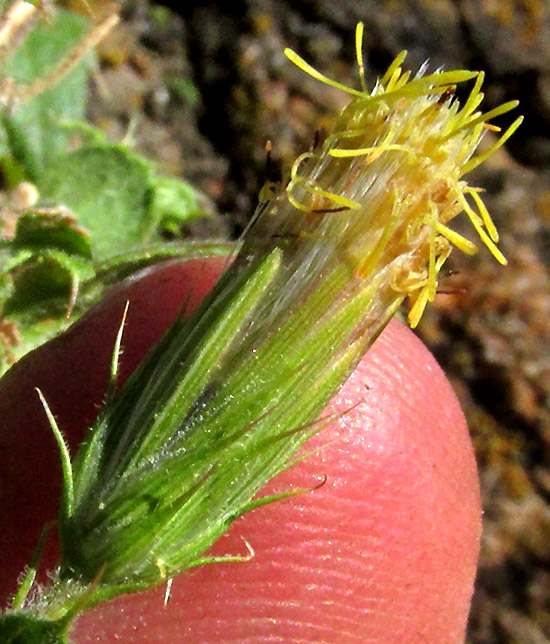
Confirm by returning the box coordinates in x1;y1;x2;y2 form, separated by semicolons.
107;300;130;401
36;388;74;519
10;522;51;610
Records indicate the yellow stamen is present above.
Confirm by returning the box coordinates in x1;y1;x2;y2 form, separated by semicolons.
287;176;361;212
459;100;520;132
329;143;413;160
461;71;485;120
427;204;438;301
380;50;408;87
458;193;507;264
461;115;523;174
283;48;364;97
436;222;478;255
465;187;499;242
355;22;368;93
281;23;519;326
408;288;430;328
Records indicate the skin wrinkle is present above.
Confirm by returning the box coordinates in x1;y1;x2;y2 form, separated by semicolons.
185;520;392;641
195;614;367;644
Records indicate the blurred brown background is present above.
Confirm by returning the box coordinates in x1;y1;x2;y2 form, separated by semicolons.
88;1;550;642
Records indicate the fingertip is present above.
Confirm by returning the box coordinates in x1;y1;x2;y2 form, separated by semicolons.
73;319;481;644
0;257;481;643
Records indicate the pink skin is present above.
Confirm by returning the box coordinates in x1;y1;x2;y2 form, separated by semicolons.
0;258;481;643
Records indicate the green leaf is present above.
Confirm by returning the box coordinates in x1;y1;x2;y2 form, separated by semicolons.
0;240;233;376
12;210;93;259
39;145;156;260
0;3;233;379
150;175;216;235
92;240;233;287
5;249;93;312
1;8;91;179
0;247;33;275
0;614;69;644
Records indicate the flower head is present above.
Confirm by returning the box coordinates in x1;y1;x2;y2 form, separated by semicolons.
43;22;522;606
274;23;521;327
